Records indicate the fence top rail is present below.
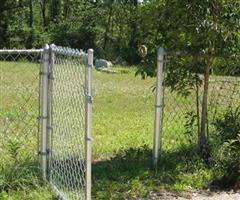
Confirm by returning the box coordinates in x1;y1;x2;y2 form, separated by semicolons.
0;46;88;58
51;45;87;59
0;49;43;54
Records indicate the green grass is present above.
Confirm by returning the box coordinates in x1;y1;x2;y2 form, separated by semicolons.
92;68;215;199
0;187;54;200
0;61;55;199
1;62;239;199
93;69;155;159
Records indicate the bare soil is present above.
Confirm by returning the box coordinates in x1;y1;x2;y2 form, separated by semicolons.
147;190;240;200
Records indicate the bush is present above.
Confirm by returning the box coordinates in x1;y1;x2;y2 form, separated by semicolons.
0;140;40;192
211;107;240;188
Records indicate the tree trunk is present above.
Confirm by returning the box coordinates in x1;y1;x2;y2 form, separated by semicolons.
129;0;138;45
19;0;23;7
128;0;138;64
51;0;62;22
103;2;113;51
196;78;200;138
199;48;213;160
29;0;33;28
40;0;47;28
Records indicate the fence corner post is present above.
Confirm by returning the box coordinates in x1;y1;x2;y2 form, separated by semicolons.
153;47;165;167
40;44;50;180
86;48;93;200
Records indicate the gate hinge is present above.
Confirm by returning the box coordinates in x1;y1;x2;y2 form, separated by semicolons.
162;80;165;86
37;115;48;120
86;95;93;103
38;150;49;156
155;104;163;108
39;71;49;76
86;136;93;141
47;126;53;131
48;73;54;80
157;59;165;63
40;71;54;80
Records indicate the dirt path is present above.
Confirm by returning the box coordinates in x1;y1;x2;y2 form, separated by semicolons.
148;191;240;200
191;192;240;200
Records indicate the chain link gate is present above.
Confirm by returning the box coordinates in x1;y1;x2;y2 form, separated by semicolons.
40;45;93;200
0;45;93;200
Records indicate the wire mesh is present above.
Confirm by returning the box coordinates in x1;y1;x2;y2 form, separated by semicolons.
0;50;42;187
161;55;240;154
49;45;88;200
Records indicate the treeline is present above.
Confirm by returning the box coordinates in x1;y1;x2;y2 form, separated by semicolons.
0;0;239;67
0;0;144;64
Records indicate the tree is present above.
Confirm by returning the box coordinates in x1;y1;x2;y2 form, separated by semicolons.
138;0;239;159
0;0;19;47
29;0;33;28
39;0;47;28
102;0;114;51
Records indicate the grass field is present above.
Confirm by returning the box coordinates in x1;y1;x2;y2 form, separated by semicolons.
92;67;214;199
1;62;239;199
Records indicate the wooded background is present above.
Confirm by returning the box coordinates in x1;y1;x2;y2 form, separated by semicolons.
1;0;239;67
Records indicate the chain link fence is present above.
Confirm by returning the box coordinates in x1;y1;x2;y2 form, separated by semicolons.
0;49;42;189
162;78;240;151
154;49;240;162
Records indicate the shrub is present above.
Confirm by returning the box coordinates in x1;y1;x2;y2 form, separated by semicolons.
211;107;240;187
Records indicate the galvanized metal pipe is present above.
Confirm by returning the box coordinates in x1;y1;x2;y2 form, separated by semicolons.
41;44;49;180
85;49;93;200
51;45;87;58
0;49;42;54
153;47;165;166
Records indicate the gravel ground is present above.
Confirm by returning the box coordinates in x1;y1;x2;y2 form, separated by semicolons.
147;190;240;200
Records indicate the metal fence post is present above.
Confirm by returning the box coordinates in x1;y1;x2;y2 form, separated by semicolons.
85;49;93;200
47;44;55;180
40;44;50;180
153;47;165;167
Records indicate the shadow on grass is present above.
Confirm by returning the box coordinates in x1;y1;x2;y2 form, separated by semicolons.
0;145;208;199
92;144;209;199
